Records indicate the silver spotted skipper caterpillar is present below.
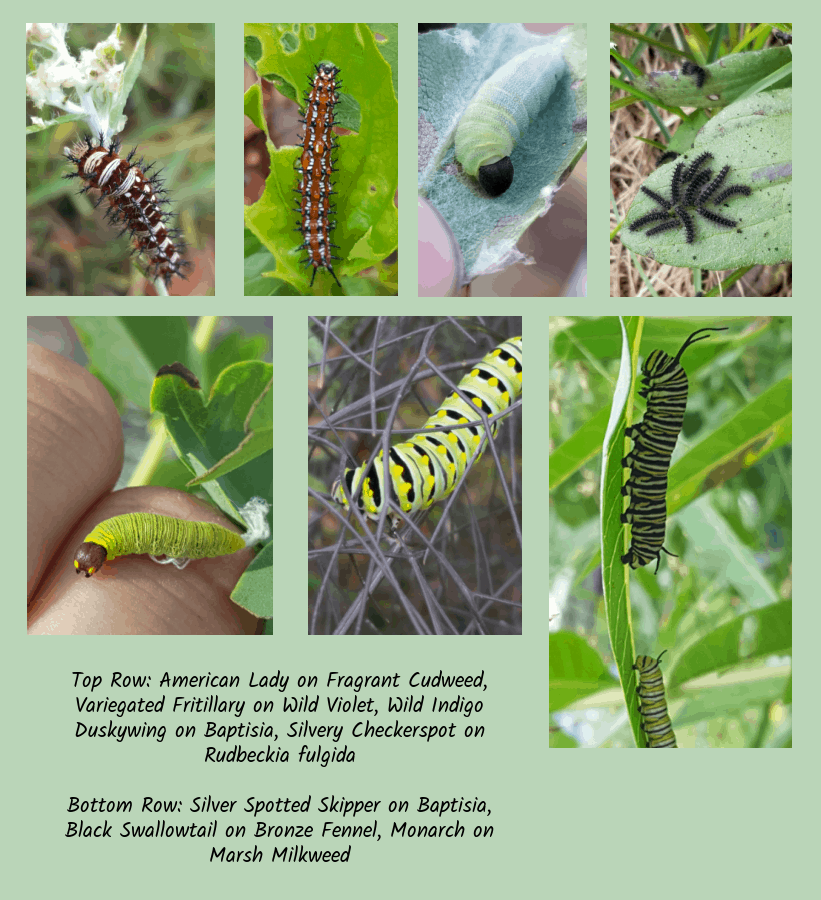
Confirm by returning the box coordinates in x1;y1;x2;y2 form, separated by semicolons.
73;495;270;578
64;133;190;288
74;513;246;577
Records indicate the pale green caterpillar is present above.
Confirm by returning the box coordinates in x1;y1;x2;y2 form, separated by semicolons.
332;337;522;533
454;44;565;197
74;498;271;577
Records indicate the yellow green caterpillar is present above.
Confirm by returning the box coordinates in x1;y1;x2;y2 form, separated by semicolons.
74;513;246;577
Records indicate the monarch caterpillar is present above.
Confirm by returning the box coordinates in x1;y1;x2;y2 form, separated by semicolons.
331;336;522;532
633;652;677;748
621;327;728;572
74;498;271;577
454;44;566;197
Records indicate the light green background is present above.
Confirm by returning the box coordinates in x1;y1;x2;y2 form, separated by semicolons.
14;15;808;900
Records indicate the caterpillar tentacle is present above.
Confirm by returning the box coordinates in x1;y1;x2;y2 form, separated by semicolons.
621;327;728;572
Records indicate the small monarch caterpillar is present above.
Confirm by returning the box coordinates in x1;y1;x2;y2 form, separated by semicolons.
633;652;677;748
454;44;566;197
64;133;190;288
332;336;522;532
293;62;343;289
621;327;728;572
74;498;270;577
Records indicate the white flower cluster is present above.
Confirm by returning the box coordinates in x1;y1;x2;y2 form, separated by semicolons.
26;23;127;140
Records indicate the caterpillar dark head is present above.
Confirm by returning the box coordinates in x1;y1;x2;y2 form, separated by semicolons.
454;43;565;198
476;157;514;197
74;542;107;577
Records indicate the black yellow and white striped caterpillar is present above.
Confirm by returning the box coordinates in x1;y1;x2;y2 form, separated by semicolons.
332;336;522;532
74;498;270;577
621;327;727;572
633;652;677;748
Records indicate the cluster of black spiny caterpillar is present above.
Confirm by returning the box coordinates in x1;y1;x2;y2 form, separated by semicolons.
629;152;752;244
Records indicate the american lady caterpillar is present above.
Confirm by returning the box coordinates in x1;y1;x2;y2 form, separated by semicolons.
294;63;343;289
64;133;189;288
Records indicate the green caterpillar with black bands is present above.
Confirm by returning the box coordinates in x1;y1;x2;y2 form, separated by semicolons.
332;336;522;532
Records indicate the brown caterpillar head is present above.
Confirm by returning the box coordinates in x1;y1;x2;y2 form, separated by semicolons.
74;542;108;577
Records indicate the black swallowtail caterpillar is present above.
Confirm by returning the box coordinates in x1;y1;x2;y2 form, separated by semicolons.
621;327;728;572
74;498;270;577
454;44;565;197
633;652;677;748
331;336;522;532
64;133;190;288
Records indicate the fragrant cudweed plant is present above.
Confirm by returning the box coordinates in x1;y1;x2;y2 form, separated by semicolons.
26;24;198;295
